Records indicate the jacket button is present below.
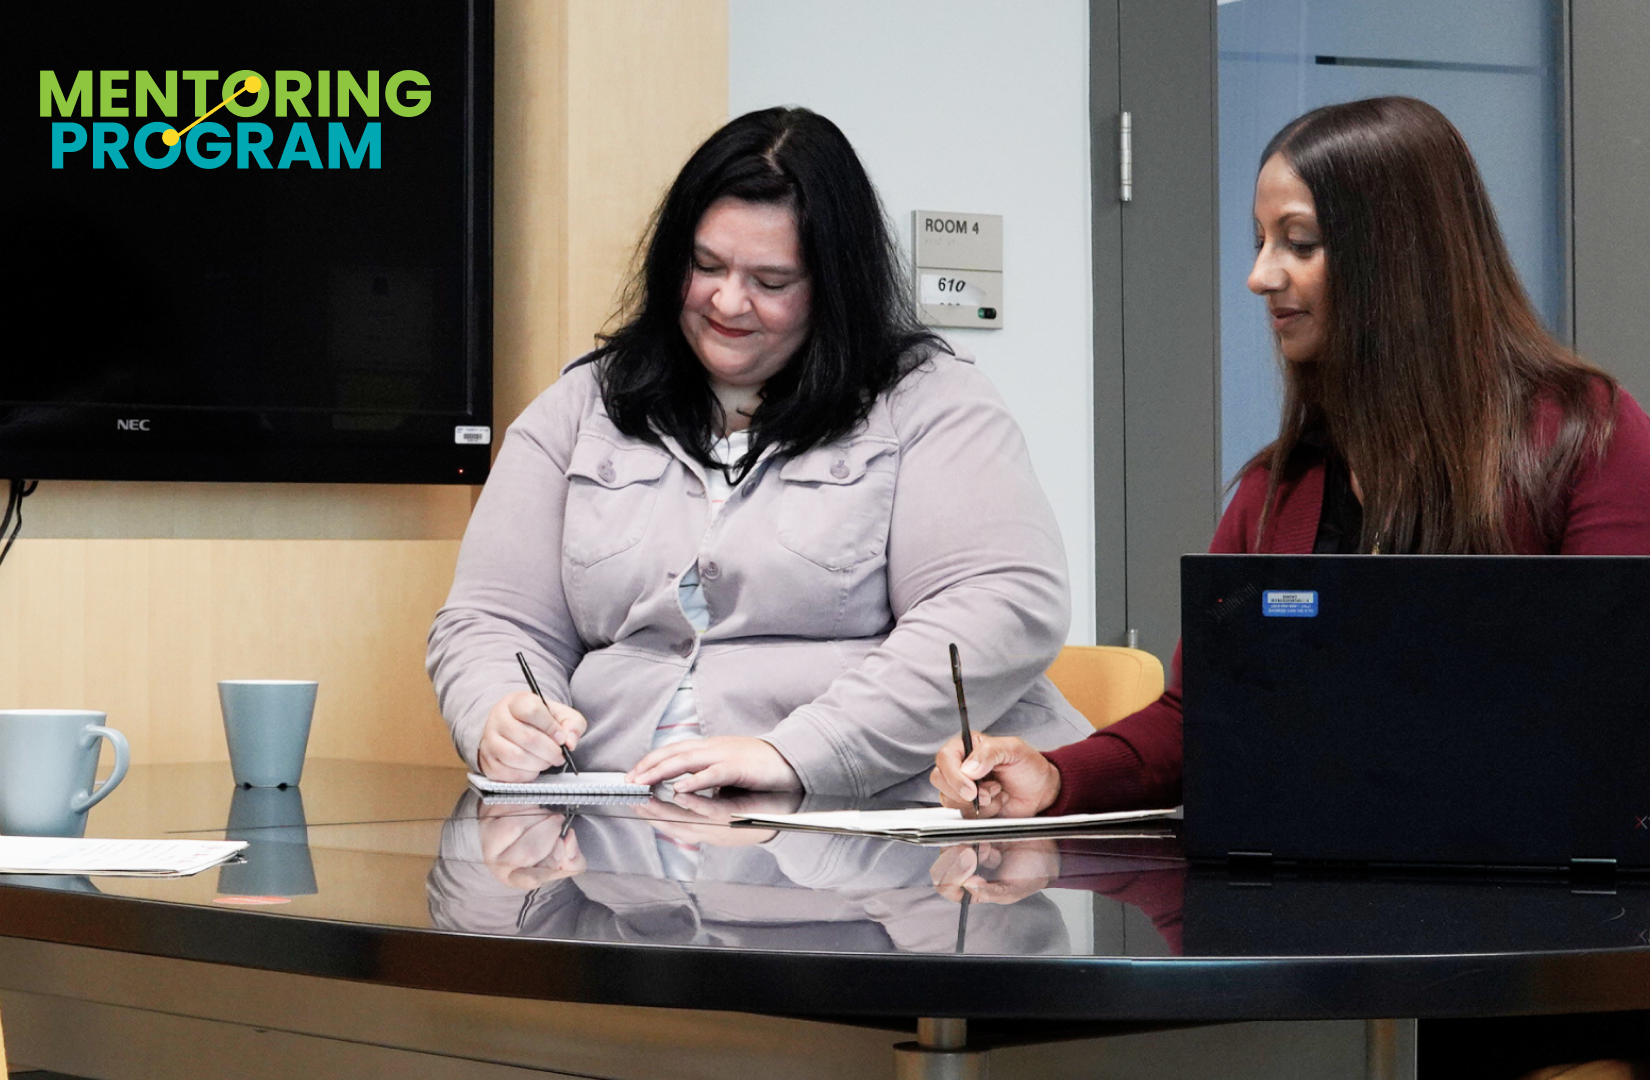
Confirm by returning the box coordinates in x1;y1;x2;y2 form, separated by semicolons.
830;459;849;479
597;461;616;484
675;639;695;657
702;561;721;580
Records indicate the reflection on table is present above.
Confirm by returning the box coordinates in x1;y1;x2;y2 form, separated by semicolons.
429;788;1095;955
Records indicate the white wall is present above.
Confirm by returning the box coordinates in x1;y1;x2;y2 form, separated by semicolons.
730;0;1097;643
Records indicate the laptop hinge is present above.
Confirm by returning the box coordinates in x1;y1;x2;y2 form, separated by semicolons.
1570;857;1618;890
1227;851;1274;884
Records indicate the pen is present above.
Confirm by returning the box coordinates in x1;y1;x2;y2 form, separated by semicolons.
515;651;580;775
948;643;979;815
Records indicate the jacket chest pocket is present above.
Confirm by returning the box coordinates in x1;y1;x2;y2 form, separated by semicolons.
775;439;898;570
563;435;672;567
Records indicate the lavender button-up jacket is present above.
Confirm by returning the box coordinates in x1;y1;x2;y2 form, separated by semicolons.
427;347;1089;797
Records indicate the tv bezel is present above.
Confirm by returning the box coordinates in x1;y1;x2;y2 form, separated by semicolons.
3;0;494;486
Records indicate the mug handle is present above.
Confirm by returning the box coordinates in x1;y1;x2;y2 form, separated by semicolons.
71;725;131;813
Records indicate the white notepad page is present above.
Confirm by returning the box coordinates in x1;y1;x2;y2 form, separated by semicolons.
466;771;652;797
731;806;1179;843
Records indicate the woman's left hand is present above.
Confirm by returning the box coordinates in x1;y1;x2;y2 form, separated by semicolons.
626;736;802;793
633;789;802;847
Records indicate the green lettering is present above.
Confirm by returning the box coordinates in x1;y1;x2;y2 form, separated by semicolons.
135;71;177;117
336;70;379;118
275;70;312;118
99;70;130;117
385;70;430;117
40;71;92;118
182;71;219;116
223;70;268;117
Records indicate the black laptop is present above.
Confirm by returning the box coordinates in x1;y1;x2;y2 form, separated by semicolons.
1181;555;1650;871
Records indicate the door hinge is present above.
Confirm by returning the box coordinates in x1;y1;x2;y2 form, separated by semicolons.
1119;110;1133;202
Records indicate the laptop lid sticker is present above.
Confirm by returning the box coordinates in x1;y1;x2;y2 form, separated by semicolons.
1261;590;1319;617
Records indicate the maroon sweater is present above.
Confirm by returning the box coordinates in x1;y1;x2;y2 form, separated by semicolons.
1044;388;1650;814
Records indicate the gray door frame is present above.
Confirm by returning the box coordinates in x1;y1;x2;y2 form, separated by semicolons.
1571;0;1650;402
1090;0;1222;664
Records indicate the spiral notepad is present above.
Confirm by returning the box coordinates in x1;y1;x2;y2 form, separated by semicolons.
466;771;652;798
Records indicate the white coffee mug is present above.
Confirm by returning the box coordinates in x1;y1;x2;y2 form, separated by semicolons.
0;709;131;837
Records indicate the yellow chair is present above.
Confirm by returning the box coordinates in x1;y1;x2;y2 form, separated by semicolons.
1045;645;1166;730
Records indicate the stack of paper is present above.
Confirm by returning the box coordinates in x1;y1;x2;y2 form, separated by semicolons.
730;806;1179;844
0;837;249;878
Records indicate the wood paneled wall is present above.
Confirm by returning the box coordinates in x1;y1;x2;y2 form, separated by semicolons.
494;0;729;428
0;1;729;765
0;541;462;766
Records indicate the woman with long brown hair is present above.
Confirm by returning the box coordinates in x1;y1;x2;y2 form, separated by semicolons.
931;95;1650;818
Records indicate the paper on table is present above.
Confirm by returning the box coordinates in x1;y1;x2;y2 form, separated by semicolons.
0;837;249;877
730;806;1179;845
467;771;652;798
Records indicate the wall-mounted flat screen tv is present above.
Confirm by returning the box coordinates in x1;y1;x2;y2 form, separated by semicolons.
3;0;492;484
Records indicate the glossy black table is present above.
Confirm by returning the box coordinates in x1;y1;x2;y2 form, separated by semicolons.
1;761;1646;1080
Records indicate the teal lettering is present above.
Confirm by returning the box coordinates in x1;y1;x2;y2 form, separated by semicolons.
186;121;231;168
133;122;182;168
277;122;322;169
92;122;130;169
328;122;380;169
50;122;87;168
237;122;275;168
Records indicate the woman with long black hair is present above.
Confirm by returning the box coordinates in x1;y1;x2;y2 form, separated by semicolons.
429;107;1088;797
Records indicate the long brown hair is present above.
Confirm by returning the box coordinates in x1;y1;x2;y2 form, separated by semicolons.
1246;96;1615;553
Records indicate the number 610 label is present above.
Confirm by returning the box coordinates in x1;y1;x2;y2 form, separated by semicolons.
920;272;988;306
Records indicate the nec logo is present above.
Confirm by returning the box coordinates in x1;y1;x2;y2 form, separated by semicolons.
116;419;151;432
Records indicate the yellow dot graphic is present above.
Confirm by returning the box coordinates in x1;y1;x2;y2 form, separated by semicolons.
162;76;263;148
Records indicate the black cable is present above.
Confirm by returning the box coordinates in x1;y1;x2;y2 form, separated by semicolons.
0;479;39;569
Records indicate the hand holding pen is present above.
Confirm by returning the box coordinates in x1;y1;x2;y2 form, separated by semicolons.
474;653;589;782
931;644;1065;819
516;652;580;775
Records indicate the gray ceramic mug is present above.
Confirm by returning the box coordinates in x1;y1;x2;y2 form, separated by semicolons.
217;784;318;898
0;709;131;837
219;680;317;788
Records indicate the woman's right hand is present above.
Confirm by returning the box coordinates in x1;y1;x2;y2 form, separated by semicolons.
930;839;1061;905
477;691;588;782
930;733;1062;819
477;803;585;890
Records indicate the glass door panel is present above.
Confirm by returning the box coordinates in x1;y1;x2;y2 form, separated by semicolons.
1216;0;1567;484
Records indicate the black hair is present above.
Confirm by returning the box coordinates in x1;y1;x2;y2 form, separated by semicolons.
593;107;945;475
